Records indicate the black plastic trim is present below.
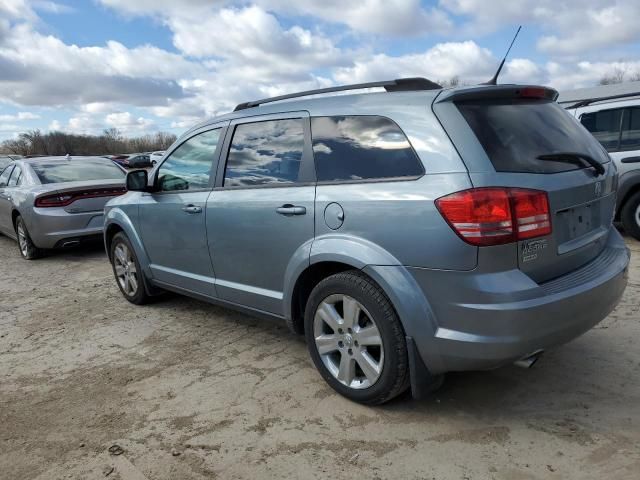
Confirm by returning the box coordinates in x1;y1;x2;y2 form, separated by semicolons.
234;77;442;111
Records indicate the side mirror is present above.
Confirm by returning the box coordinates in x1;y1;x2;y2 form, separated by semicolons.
126;169;149;192
151;160;157;166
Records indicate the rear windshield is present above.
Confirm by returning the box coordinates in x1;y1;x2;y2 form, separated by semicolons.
31;161;125;184
457;99;610;173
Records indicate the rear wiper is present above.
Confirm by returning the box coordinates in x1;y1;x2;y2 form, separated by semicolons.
536;152;605;176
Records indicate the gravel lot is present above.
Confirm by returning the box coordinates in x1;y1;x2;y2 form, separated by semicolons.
1;233;639;480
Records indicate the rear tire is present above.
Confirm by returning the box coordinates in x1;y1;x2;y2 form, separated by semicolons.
110;232;150;305
15;216;43;260
621;191;640;241
304;270;410;405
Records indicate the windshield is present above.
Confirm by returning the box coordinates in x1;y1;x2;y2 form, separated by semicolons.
31;160;125;184
457;99;610;174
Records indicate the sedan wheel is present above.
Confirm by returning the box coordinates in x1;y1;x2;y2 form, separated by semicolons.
313;294;384;389
17;223;29;257
15;216;43;260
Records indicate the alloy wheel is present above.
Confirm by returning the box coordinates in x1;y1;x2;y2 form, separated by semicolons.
17;223;29;257
313;294;384;389
114;243;138;296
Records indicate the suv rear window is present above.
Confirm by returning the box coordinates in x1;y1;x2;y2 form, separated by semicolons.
311;116;423;182
457;99;609;173
32;160;125;184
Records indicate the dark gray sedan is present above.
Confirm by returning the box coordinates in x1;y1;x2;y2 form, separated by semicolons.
0;156;126;259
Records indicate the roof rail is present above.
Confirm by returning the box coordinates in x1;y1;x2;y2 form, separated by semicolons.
233;77;442;111
565;90;640;109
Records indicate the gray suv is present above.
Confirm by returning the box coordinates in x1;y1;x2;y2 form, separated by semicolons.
105;78;629;405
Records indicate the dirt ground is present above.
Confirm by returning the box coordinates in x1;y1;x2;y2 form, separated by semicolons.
1;234;639;480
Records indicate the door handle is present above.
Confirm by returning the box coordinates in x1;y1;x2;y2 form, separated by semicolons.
182;204;202;214
621;156;640;163
276;204;306;216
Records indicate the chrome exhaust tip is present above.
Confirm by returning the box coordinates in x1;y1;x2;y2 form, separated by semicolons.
514;350;543;369
62;240;81;248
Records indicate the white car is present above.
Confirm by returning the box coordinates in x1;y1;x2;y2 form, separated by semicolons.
560;81;640;239
149;151;165;166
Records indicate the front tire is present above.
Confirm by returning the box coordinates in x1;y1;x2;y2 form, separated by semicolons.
304;270;410;405
110;232;150;305
621;191;640;241
15;216;43;260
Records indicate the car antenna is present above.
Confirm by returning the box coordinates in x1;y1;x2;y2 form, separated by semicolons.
483;25;522;85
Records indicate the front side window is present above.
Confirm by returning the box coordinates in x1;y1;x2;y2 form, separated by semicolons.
620;107;640;151
311;116;423;182
224;118;304;187
8;166;22;186
157;128;221;192
0;166;13;187
580;108;623;152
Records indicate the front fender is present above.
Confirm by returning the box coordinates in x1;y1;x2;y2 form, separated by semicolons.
104;206;153;283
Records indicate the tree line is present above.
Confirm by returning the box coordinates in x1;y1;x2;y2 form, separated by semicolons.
0;129;177;156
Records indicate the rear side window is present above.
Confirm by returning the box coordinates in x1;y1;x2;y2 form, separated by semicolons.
620;107;640;151
224;118;304;187
580;108;623;152
0;166;13;187
8;166;22;186
311;116;423;182
32;161;125;184
457;99;609;174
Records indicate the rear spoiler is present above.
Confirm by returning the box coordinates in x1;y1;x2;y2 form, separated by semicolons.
434;85;559;104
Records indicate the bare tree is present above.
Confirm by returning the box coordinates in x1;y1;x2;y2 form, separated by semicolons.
0;130;177;157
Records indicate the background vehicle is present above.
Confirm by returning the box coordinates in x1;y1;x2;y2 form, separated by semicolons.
105;78;629;405
0;156;126;259
110;154;153;169
149;151;164;165
560;81;640;239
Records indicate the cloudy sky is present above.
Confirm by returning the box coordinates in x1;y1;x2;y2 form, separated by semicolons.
0;0;639;140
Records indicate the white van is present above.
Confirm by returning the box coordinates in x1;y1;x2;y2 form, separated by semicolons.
560;81;640;239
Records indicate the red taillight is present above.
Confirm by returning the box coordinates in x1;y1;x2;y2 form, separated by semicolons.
518;87;549;99
435;187;551;246
34;187;126;208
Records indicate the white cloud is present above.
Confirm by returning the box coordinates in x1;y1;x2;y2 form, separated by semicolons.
334;41;495;84
105;111;155;131
100;0;452;36
258;0;452;36
440;0;640;56
0;111;40;121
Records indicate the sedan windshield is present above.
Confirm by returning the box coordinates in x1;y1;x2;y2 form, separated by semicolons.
31;161;125;184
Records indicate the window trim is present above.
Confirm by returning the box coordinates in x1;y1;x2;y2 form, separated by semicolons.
215;111;315;190
310;114;425;184
150;123;228;195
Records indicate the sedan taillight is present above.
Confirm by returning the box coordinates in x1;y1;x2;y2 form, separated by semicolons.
35;187;126;208
435;187;551;246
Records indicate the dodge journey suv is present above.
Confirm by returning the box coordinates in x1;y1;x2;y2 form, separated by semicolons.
105;78;629;405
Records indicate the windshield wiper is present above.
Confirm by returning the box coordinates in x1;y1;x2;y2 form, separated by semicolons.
536;152;605;176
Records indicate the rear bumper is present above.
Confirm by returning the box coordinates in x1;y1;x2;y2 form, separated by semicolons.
27;208;105;249
406;228;630;374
